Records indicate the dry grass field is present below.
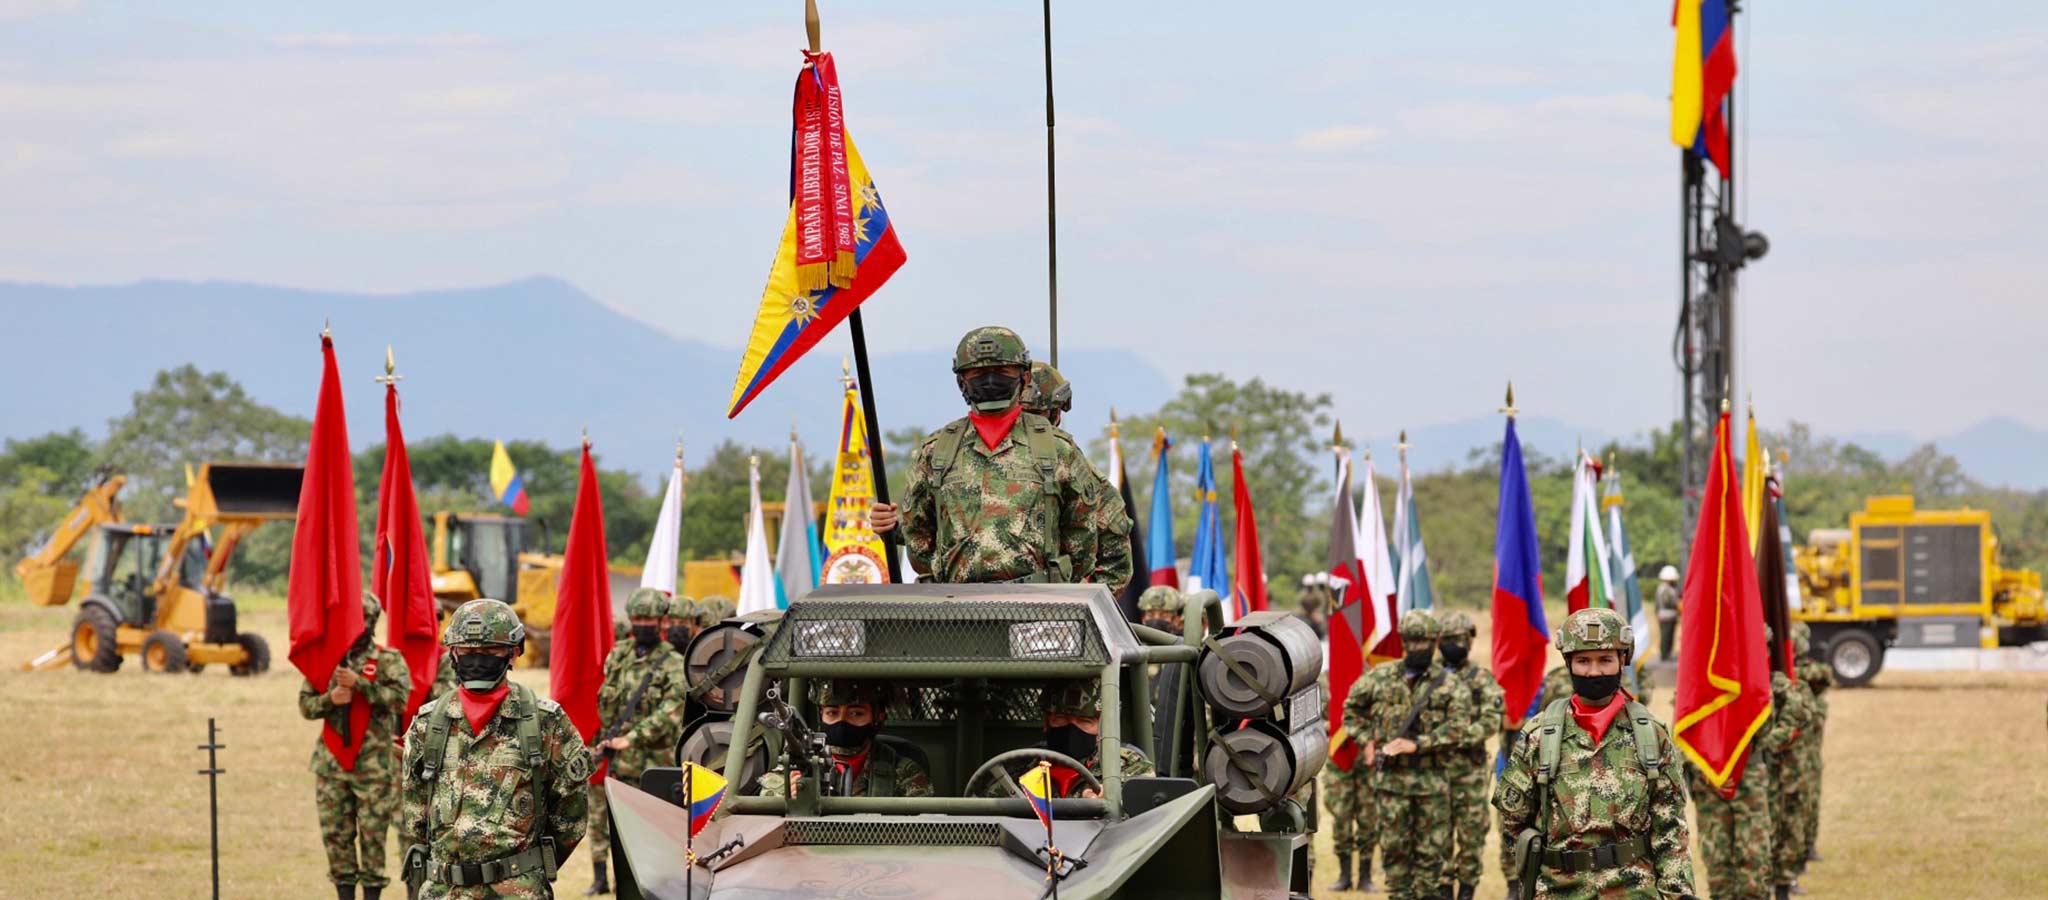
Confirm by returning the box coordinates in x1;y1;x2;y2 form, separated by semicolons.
2;592;2043;899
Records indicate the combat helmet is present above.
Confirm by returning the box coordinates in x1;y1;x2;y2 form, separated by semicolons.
1790;619;1812;656
1023;361;1072;417
361;590;382;627
624;587;670;620
952;326;1031;373
1438;609;1477;639
443;598;526;651
818;678;888;709
1555;607;1632;662
1138;585;1183;613
1040;680;1102;718
1397;608;1441;640
695;596;736;628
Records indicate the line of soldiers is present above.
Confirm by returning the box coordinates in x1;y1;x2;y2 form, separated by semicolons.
1321;606;1833;900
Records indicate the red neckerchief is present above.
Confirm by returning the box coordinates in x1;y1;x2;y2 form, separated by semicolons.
830;746;872;787
1569;691;1630;745
968;406;1024;450
457;684;511;735
1047;764;1086;798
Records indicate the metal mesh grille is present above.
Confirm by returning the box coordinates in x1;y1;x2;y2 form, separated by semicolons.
783;819;1005;847
763;600;1107;669
811;681;1049;724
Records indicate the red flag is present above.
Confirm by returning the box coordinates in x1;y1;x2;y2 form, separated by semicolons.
1325;452;1367;771
372;380;439;730
1229;445;1268;619
550;440;615;783
1673;410;1774;793
287;332;370;771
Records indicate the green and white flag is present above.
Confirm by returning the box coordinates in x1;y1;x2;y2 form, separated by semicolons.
1391;440;1434;612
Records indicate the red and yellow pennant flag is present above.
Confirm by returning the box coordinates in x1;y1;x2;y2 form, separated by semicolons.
727;51;906;419
1673;408;1774;793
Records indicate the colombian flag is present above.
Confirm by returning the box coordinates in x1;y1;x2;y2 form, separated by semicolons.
727;51;906;419
1019;761;1055;831
684;762;729;838
1671;0;1737;174
488;441;528;516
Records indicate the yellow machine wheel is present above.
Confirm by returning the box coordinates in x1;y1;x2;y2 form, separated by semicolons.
70;605;123;673
140;630;189;674
229;632;271;677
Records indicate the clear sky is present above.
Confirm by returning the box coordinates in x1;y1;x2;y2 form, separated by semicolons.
1;1;2040;441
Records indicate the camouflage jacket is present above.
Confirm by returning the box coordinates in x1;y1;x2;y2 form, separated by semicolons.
1796;658;1833;712
1341;661;1472;795
1445;663;1505;766
298;644;412;778
900;413;1133;591
1542;664;1573;712
427;649;459;703
401;683;592;896
595;642;688;781
1762;671;1817;760
1494;700;1695;899
756;739;934;798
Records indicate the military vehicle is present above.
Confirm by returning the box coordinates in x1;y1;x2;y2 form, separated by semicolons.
606;584;1325;899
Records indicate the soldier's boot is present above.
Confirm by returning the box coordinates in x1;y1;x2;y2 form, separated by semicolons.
1455;884;1475;900
1775;884;1792;900
335;885;356;900
1328;854;1354;891
587;857;612;895
363;888;382;900
1356;855;1376;893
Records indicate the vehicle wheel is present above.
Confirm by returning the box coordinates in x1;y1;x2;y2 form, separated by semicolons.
141;630;189;673
230;632;271;676
70;605;123;673
1828;629;1883;687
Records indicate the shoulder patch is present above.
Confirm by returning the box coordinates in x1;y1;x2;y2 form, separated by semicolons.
562;745;595;782
536;697;563;714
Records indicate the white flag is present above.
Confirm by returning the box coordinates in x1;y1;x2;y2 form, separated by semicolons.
777;439;820;605
638;451;685;596
736;456;778;615
1358;455;1397;654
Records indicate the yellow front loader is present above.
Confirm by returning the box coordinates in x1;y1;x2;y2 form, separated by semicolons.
15;464;301;674
429;511;640;667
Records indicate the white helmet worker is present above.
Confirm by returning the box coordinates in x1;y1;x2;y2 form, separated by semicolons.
1658;565;1680;582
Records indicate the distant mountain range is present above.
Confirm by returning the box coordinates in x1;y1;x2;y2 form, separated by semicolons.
2;277;2041;491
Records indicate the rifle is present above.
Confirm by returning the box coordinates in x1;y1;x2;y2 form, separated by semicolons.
1372;668;1446;771
593;668;662;762
756;683;843;796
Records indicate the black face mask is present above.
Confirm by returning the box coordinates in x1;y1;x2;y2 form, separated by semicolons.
667;626;694;654
962;371;1021;412
631;625;662;651
1045;723;1095;762
1439;642;1471;668
1403;647;1436;673
1142;617;1178;634
1572;672;1622;704
350;627;375;658
823;720;880;754
451;652;513;691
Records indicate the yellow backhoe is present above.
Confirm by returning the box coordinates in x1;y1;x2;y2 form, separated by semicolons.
429;511;640;667
15;464;301;674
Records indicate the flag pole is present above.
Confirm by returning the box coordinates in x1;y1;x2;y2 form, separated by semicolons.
1042;0;1059;367
808;0;902;584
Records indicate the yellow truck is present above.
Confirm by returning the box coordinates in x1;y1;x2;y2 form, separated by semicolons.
1793;496;2046;686
429;511;641;666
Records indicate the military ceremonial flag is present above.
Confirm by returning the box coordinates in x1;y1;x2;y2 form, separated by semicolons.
1229;443;1268;622
1107;412;1147;621
287;330;371;771
1490;414;1550;726
489;440;529;515
641;446;686;597
1673;408;1774;792
727;51;907;418
1757;472;1797;678
777;436;822;606
822;367;889;583
1390;438;1434;613
1565;452;1615;615
1188;439;1229;601
1671;0;1737;173
737;456;778;615
1741;406;1765;553
1359;452;1399;660
371;362;438;728
1146;429;1178;588
551;438;616;782
1772;460;1804;612
1324;437;1368;771
1604;461;1652;692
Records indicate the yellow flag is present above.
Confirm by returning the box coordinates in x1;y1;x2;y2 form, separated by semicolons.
1741;408;1764;552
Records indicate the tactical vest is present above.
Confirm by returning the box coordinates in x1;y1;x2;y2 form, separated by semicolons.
416;682;549;835
927;413;1072;582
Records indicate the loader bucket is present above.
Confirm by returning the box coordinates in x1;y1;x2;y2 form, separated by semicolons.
21;560;80;607
192;463;303;519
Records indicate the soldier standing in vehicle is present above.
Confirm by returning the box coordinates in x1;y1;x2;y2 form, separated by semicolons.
584;589;688;895
401;598;591;899
1437;609;1502;900
1343;609;1471;900
300;592;412;900
867;326;1132;591
1792;620;1833;870
1494;607;1696;900
757;679;933;798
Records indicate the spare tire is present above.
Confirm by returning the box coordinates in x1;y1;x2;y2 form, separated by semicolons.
71;604;123;673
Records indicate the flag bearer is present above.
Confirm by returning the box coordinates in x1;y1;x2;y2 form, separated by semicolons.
301;592;412;900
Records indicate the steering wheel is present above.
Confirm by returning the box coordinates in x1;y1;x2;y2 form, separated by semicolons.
963;748;1101;801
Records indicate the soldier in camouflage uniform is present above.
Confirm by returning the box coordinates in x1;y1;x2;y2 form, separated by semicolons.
1320;666;1378;893
401;599;591;899
1494;607;1696;900
1792;621;1833;868
869;326;1132;592
1343;609;1472;900
1767;644;1822;899
428;647;460;703
584;589;689;894
1438;609;1503;900
1688;627;1812;900
663;595;699;654
694;596;735;631
756;679;933;798
983;681;1157;798
1022;360;1073;430
299;592;412;900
